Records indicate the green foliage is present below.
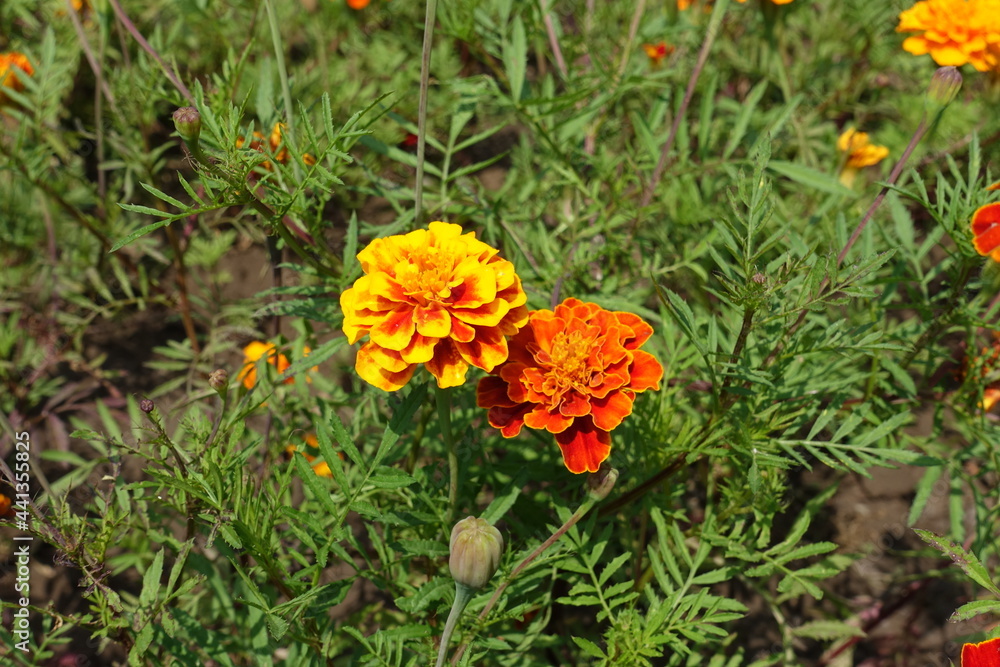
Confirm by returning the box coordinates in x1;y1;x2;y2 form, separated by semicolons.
4;0;1000;665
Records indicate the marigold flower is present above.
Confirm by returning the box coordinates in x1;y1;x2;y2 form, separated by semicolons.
962;637;1000;667
477;298;663;474
971;202;1000;261
897;0;1000;71
0;493;11;518
239;341;314;389
237;122;316;171
347;0;370;8
341;221;529;391
0;52;33;105
643;42;674;66
735;0;795;4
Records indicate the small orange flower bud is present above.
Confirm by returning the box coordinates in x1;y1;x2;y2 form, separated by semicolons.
449;517;503;590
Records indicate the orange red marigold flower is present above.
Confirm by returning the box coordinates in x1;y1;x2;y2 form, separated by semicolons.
347;0;371;8
897;0;1000;71
239;341;314;389
477;298;663;474
341;221;529;391
971;202;1000;261
962;637;1000;667
0;493;11;518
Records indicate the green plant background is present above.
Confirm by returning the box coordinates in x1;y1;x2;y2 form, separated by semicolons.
2;0;1000;665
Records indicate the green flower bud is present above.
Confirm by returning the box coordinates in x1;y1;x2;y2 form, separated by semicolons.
172;106;202;143
208;369;228;395
586;463;619;501
926;66;962;111
449;516;503;590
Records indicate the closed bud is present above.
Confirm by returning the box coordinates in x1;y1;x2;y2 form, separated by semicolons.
586;463;619;501
139;398;154;413
927;66;962;109
449;516;503;590
208;369;228;393
172;106;201;143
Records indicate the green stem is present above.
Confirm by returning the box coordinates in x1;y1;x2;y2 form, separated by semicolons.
263;0;301;179
450;473;616;665
414;0;439;224
435;583;474;667
436;385;458;520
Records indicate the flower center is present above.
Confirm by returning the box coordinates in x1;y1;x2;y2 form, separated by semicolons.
546;330;594;387
398;248;457;305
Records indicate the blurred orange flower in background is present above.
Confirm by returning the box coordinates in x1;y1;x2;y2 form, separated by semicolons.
643;42;674;66
961;637;1000;666
237;122;316;171
341;221;529;391
897;0;1000;71
837;129;889;169
347;0;370;8
239;342;314;389
837;128;889;187
285;434;343;478
0;493;11;518
477;298;663;474
971;202;1000;261
0;52;33;105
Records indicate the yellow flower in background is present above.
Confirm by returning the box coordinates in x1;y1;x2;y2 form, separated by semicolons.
897;0;1000;71
238;341;315;389
837;129;889;169
341;221;529;391
837;128;889;187
0;52;33;106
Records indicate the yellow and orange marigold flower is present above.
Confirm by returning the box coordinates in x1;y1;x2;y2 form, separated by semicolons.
837;129;889;169
837;128;889;187
643;42;674;66
477;298;663;474
0;52;33;105
735;0;795;4
0;493;11;518
238;341;314;389
237;122;316;171
897;0;1000;71
341;222;528;391
962;637;1000;667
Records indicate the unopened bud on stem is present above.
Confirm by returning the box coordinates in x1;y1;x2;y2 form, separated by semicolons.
587;463;619;501
926;66;962;112
172;106;202;144
449;516;503;590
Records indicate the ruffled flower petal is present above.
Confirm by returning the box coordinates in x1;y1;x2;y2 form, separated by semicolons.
555;418;612;474
342;222;527;390
477;298;663;473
